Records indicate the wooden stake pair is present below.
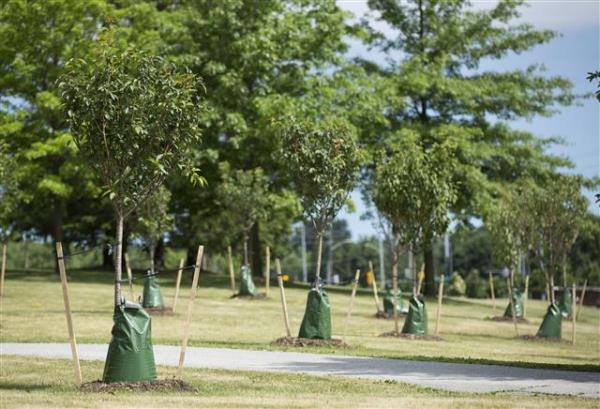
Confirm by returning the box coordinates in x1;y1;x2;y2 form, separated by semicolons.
227;246;236;294
172;258;185;313
264;246;270;297
576;280;587;321
571;283;576;345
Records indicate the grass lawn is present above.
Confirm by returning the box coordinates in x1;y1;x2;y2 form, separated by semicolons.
1;355;598;409
1;268;599;372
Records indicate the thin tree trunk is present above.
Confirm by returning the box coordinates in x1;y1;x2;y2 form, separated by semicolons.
251;222;262;277
149;242;155;273
423;240;435;296
392;247;399;334
114;214;124;307
243;234;249;266
315;234;323;282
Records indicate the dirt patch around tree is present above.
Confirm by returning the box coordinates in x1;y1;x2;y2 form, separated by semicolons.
230;293;267;300
487;316;529;324
144;307;174;316
378;331;443;341
517;334;568;343
80;378;197;393
374;311;407;320
271;336;349;348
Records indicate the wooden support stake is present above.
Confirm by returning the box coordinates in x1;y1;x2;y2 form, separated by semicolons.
369;261;381;313
523;275;529;319
416;263;424;295
507;278;518;336
227;246;236;294
265;246;270;297
56;242;82;384
571;283;576;345
0;243;6;298
275;259;291;338
124;252;134;301
576;280;587;321
172;258;185;313
435;276;444;335
342;269;361;342
489;271;496;316
178;245;204;378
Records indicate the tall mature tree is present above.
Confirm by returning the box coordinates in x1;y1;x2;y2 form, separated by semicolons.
0;139;19;242
365;0;576;294
372;134;456;333
0;0;110;249
280;119;362;339
59;43;204;382
168;0;362;258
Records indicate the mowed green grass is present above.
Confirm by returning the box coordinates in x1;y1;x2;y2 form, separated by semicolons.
1;268;599;370
1;355;598;409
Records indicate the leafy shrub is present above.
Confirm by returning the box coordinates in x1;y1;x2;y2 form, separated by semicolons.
465;269;488;298
447;272;466;296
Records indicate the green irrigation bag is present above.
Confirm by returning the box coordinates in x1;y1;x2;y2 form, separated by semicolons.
239;264;257;296
503;288;524;318
536;303;562;339
102;305;157;383
401;295;428;335
383;288;405;315
558;288;572;318
298;288;332;340
142;276;165;308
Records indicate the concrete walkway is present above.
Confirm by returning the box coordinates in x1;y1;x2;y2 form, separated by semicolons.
1;343;598;397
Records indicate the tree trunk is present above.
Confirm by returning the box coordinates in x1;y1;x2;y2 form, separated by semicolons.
102;245;114;269
52;203;65;274
114;214;124;307
392;247;400;334
149;241;155;273
423;239;436;296
315;233;323;283
243;234;249;266
153;237;165;271
250;222;262;277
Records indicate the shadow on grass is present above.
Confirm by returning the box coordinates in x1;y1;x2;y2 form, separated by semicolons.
0;382;55;391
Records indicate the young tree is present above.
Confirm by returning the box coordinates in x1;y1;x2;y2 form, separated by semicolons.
59;42;204;382
215;164;270;266
133;185;172;273
0;139;19;243
534;176;588;308
364;0;576;294
280;119;362;339
372;134;456;334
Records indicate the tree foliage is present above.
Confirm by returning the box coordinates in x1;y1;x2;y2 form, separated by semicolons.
279;119;363;235
133;185;172;270
59;41;205;304
373;135;457;250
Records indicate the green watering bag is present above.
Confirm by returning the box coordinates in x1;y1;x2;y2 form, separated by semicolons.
298;287;332;340
401;295;428;335
102;305;157;383
239;264;257;296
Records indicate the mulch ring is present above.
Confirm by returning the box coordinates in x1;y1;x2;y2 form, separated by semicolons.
144;307;174;316
80;378;197;393
272;336;349;348
487;316;529;324
378;331;443;341
374;311;407;320
230;293;267;300
517;334;569;343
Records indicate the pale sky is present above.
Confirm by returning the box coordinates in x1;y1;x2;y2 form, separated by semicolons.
336;0;600;240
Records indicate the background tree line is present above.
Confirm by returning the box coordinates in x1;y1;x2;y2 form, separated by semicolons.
1;0;598;291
